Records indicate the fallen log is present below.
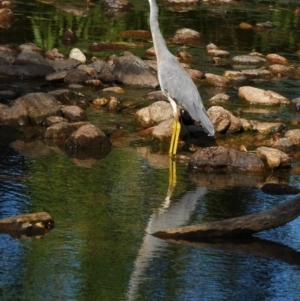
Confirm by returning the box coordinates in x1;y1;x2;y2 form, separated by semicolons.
0;212;54;237
153;194;300;241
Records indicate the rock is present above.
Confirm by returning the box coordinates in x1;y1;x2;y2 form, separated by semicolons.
186;68;204;81
102;0;132;9
102;86;125;94
43;116;68;127
231;55;266;67
165;0;199;4
261;183;300;195
208;93;230;104
0;64;55;78
189;146;265;173
69;48;86;64
64;69;90;84
0;48;17;64
136;101;173;127
207;49;230;57
289;97;300;111
266;53;289;65
239;22;253;29
204;73;229;87
45;48;65;60
238;86;290;105
61;29;78;45
0;8;13;29
144;91;167;101
112;52;158;88
207;106;242;134
17;43;42;53
269;64;294;77
88;60;115;82
248;120;286;134
285;129;300;144
14;92;61;125
46;70;69;81
256;146;291;169
101;0;133;17
168;28;206;45
0;102;28;126
241;69;272;79
44;122;86;139
65;124;112;159
272;138;296;153
47;57;81;71
61;105;87;122
14;49;49;66
152;118;173;142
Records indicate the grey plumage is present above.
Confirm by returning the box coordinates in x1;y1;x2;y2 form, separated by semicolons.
148;0;215;136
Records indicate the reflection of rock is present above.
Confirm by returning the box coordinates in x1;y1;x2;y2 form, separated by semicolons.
11;139;62;158
189;171;266;188
136;147;169;169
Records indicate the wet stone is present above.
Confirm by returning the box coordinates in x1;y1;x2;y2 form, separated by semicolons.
189;146;265;173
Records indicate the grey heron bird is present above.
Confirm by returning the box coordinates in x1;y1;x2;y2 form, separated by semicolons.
147;0;215;156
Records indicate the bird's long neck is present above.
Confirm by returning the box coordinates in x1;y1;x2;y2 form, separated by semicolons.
148;0;170;62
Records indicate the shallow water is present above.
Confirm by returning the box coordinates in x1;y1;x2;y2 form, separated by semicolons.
1;0;300;300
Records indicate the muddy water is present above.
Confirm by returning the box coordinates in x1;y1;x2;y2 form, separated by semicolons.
1;0;300;300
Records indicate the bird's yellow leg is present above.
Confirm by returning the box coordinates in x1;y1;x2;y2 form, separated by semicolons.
169;119;177;156
169;119;181;156
172;120;181;156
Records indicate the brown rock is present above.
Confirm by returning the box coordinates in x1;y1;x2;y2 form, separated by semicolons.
112;52;158;88
61;105;87;122
189;146;265;173
207;106;242;134
256;146;291;169
168;28;206;45
266;53;289;65
238;86;290;105
136;101;173;128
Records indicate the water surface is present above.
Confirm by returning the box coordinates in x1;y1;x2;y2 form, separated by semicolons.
1;0;300;300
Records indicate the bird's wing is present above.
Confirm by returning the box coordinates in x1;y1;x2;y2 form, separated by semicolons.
158;58;215;135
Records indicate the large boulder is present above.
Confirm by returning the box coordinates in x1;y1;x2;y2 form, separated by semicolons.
238;86;290;105
14;92;61;125
112;52;159;88
189;146;265;173
136;101;173;127
65;124;112;159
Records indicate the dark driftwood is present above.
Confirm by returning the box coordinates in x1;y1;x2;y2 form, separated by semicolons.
0;212;54;236
153;194;300;241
